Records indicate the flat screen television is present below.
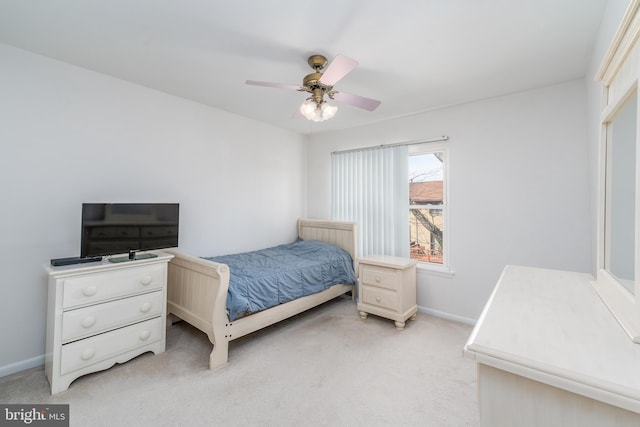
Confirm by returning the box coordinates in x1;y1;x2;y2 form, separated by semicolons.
81;203;179;262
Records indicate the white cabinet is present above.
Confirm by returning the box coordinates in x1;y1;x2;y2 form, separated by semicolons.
357;256;417;330
465;265;640;426
44;252;173;394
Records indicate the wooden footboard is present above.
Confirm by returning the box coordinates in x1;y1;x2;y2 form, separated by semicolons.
165;249;231;368
166;219;357;370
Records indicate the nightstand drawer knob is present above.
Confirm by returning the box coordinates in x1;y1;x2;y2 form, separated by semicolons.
139;330;151;341
376;296;382;303
139;302;152;313
81;316;96;328
375;276;381;282
82;286;97;297
81;348;95;361
140;276;153;286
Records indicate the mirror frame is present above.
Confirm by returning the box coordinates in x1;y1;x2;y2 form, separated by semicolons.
593;0;640;343
594;0;640;342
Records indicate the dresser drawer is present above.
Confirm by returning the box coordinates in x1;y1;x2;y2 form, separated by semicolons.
361;266;398;290
60;317;163;375
62;290;164;343
361;285;398;311
62;264;164;309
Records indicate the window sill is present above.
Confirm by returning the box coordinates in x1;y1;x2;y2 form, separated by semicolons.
416;262;455;278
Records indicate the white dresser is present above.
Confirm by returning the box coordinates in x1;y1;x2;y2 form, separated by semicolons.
357;255;417;330
465;265;640;426
44;252;173;394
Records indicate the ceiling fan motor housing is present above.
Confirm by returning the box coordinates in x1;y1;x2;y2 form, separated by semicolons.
303;70;330;104
302;72;323;88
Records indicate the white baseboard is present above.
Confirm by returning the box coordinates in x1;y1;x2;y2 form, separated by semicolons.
418;306;477;326
0;354;44;378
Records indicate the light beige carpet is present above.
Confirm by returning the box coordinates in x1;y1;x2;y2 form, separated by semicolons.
0;295;479;426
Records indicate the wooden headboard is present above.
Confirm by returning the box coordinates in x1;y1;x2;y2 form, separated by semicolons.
298;219;358;261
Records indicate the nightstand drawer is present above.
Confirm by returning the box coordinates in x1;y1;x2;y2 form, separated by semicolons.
60;317;163;375
361;266;398;290
62;264;164;309
361;285;398;311
61;290;164;343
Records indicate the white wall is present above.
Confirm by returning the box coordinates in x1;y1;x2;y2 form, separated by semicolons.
0;44;307;374
307;80;591;323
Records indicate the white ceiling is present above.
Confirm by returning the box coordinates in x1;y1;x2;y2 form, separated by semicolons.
0;0;609;135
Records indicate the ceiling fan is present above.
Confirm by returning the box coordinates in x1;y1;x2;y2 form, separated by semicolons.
245;54;381;122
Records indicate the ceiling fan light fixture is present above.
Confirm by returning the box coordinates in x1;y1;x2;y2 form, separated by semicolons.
299;99;338;122
321;102;338;120
300;99;317;118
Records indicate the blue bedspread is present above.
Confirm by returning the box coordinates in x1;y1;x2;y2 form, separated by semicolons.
204;239;355;321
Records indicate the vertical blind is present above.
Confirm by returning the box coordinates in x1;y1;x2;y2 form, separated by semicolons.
331;145;409;257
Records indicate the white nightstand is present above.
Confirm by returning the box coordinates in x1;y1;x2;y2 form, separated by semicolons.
357;255;417;330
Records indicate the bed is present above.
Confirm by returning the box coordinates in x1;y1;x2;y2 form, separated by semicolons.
165;219;358;369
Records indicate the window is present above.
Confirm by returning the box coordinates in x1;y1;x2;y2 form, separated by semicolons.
332;139;450;274
409;144;448;268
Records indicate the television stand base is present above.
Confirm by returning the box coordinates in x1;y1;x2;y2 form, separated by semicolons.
108;253;158;263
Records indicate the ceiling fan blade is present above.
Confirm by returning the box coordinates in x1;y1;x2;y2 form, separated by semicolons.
319;55;359;86
332;92;381;111
245;80;302;91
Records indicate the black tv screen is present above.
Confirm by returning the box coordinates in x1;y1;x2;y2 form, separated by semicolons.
81;203;179;259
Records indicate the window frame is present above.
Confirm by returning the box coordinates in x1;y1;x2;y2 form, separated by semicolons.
408;141;453;277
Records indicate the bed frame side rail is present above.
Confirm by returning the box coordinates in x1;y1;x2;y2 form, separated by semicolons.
227;283;354;340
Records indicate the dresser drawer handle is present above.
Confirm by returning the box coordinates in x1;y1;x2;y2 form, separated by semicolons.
81;316;96;328
140;276;153;286
376;296;382;303
139;302;152;313
375;276;381;283
81;348;95;361
139;330;151;341
82;286;97;297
